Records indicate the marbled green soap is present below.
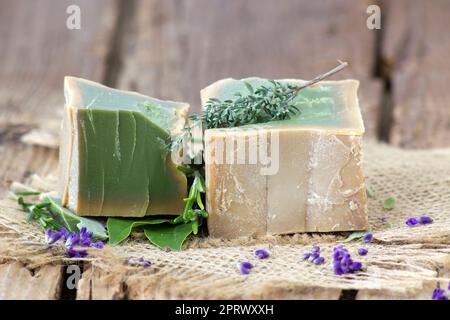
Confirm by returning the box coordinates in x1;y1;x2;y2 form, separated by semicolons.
59;77;189;217
201;77;364;133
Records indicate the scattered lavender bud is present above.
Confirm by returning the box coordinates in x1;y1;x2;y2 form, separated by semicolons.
313;256;325;265
80;239;91;247
238;261;253;275
142;260;152;268
332;246;363;275
64;232;80;249
59;228;68;240
67;248;88;258
79;227;87;237
406;217;419;226
128;257;152;268
308;252;319;262
350;261;362;271
448;283;450;290
432;288;448;300
334;266;343;275
311;245;320;254
418;216;433;224
255;249;270;259
363;233;373;243
358;248;368;256
45;228;62;245
79;227;93;246
90;241;104;249
302;253;311;260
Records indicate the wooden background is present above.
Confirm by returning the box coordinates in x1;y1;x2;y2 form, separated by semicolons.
0;0;449;299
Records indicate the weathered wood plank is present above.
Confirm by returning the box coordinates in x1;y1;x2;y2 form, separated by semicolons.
382;0;450;148
0;262;63;299
0;142;58;195
77;264;125;300
117;0;382;138
0;0;118;127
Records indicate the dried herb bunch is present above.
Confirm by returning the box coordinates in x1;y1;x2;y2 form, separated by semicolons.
170;61;348;152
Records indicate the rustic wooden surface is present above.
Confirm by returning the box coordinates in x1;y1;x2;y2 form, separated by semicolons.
0;0;448;300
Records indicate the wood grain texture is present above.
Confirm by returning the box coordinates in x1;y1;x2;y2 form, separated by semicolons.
0;142;58;195
0;263;63;299
0;0;118;127
383;0;450;148
116;0;382;138
77;264;125;300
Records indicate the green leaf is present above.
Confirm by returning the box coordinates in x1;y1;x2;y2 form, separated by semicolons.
176;165;194;176
383;196;396;210
143;222;193;251
337;231;367;243
366;186;376;198
14;191;41;196
107;217;173;245
244;82;254;94
47;197;108;240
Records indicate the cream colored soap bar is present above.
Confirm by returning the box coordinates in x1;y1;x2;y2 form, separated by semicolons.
202;78;368;238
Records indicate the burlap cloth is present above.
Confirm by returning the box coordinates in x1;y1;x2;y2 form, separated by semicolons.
1;139;450;299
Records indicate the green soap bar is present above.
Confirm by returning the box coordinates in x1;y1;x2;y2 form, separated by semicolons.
59;77;189;217
200;78;364;134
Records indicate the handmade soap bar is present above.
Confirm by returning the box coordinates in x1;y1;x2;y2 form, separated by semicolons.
59;77;189;217
202;78;368;238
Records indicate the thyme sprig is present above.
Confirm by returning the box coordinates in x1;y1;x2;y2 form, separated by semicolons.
170;61;348;152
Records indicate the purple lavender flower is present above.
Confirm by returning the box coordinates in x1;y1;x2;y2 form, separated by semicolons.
419;216;433;224
308;252;320;262
406;217;419;226
67;248;88;258
64;232;80;249
311;245;320;254
45;228;60;245
127;257;152;268
332;246;363;275
79;227;88;237
350;262;362;271
255;249;270;259
238;261;253;275
363;233;373;243
358;248;368;256
313;256;325;265
432;288;448;300
302;253;311;260
43;226;102;259
79;227;93;246
90;241;104;249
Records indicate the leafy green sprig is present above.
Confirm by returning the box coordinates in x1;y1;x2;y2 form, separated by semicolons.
174;165;208;234
203;80;301;129
17;194;64;231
